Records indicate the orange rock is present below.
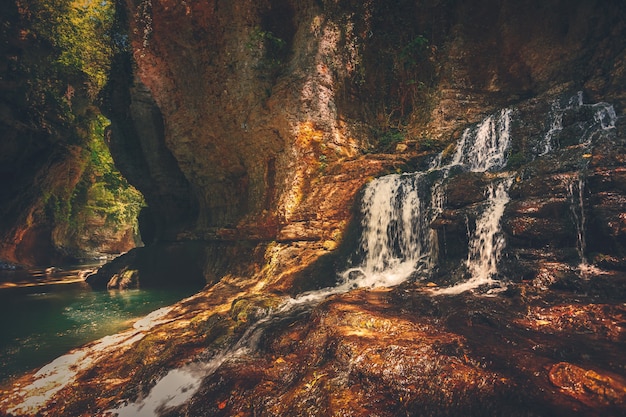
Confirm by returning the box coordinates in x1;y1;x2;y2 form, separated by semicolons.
549;362;626;406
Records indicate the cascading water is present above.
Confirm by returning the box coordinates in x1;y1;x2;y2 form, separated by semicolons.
346;93;618;295
536;92;617;277
466;178;513;285
108;108;516;415
538;91;584;156
450;108;512;171
537;92;617;155
344;108;514;294
428;178;446;266
340;172;434;287
594;102;618;131
435;177;513;295
568;176;588;268
111;299;315;417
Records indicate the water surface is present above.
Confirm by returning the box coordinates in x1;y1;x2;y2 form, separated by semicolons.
0;265;199;385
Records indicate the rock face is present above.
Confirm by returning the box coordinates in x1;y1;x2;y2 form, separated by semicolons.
96;0;626;288
426;93;626;288
0;2;142;266
5;272;626;416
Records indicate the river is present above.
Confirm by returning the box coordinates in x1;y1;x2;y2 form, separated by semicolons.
0;263;200;385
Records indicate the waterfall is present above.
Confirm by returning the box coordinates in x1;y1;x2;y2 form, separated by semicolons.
428;178;446;267
25;94;619;416
107;108;517;416
539;91;583;156
466;178;513;285
537;91;617;155
593;102;617;130
342;92;618;296
435;177;513;295
344;108;514;294
535;91;617;275
568;176;587;267
450;108;512;171
340;172;434;287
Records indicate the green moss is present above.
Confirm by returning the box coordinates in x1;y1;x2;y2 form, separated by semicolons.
318;154;328;173
230;294;283;329
399;35;430;68
68;114;144;235
15;1;143;252
419;137;436;151
247;26;287;76
506;152;526;170
377;129;405;151
25;0;115;94
192;313;232;345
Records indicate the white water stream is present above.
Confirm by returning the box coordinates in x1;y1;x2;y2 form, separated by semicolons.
539;91;584;156
450;108;512;171
110;108;518;416
348;93;618;295
106;94;619;414
110;291;347;416
538;91;616;155
435;177;513;295
344;108;514;295
568;176;588;267
340;172;433;287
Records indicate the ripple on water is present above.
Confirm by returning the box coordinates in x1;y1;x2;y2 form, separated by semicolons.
0;269;200;386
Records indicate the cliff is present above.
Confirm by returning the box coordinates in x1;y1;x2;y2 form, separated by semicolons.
89;0;626;288
0;1;143;266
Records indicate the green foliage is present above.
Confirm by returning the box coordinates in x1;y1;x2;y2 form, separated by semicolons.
318;154;328;173
378;129;405;151
59;0;114;91
72;114;144;231
392;33;434;122
350;0;440;133
11;1;143;252
41;114;144;237
11;0;116;147
419;137;436;151
24;0;115;94
247;26;287;53
247;26;287;74
506;152;526;169
399;35;429;67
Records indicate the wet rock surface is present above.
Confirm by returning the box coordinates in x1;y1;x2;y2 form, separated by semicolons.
3;276;626;416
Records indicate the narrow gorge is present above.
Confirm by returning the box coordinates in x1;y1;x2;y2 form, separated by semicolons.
1;0;626;416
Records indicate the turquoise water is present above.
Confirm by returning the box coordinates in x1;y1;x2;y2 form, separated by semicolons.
0;266;200;385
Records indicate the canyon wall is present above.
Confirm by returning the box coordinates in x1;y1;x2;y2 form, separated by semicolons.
98;0;626;288
0;1;142;266
1;0;624;280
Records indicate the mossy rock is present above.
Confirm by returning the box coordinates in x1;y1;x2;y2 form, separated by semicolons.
230;294;284;329
107;268;140;289
191;313;232;345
